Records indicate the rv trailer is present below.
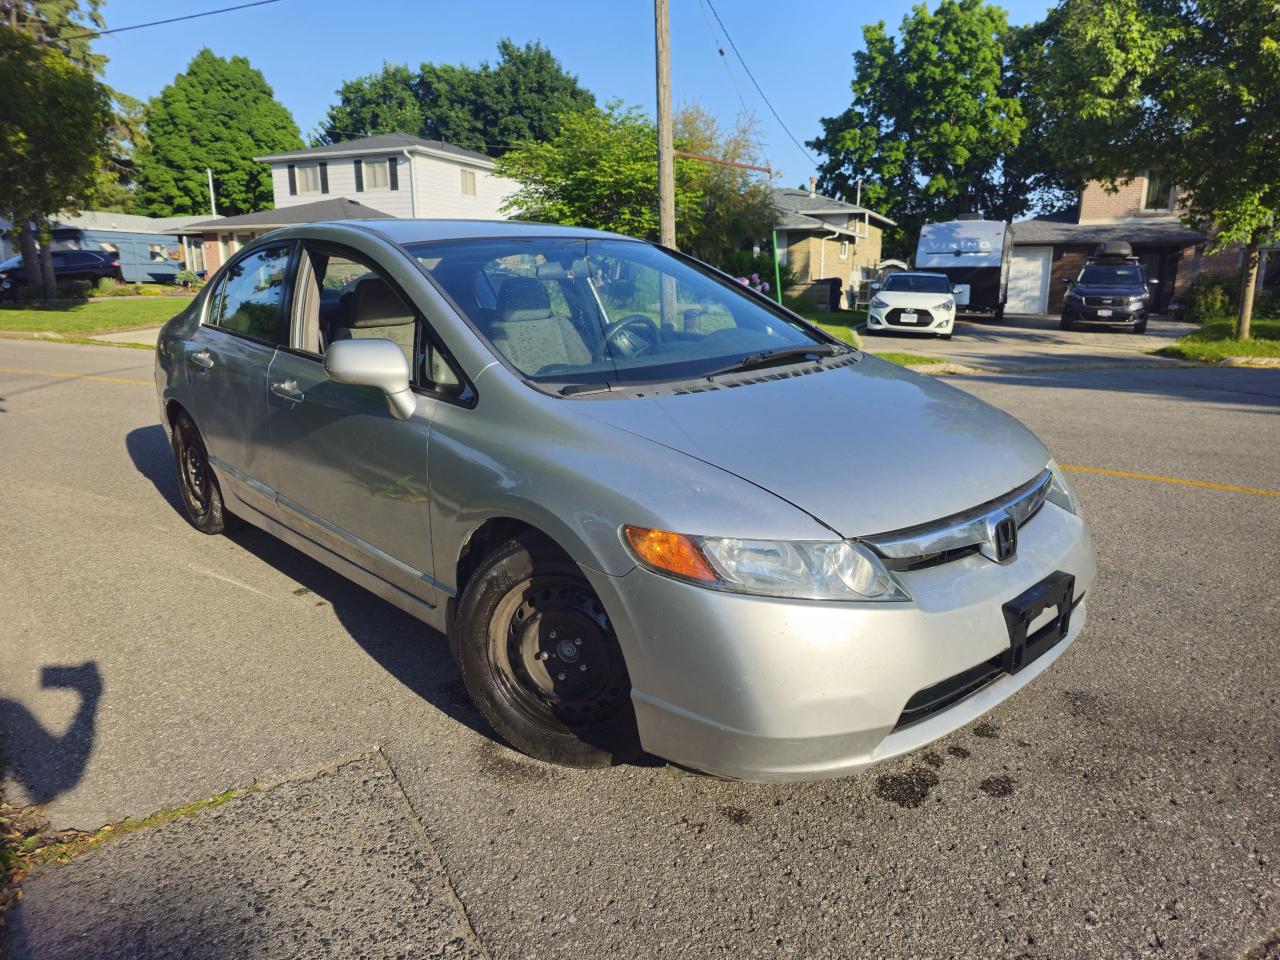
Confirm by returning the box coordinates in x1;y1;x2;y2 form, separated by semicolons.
914;217;1012;320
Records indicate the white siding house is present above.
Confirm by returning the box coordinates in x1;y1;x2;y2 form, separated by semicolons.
255;132;516;220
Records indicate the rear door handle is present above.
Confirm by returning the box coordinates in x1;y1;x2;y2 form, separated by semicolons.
270;379;305;403
189;350;214;370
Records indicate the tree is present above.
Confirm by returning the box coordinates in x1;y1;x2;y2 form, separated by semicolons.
1035;0;1279;338
133;50;302;217
0;25;112;297
318;40;595;156
808;0;1030;259
495;102;776;262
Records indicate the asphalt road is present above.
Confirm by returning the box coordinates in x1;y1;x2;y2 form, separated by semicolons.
2;338;1278;959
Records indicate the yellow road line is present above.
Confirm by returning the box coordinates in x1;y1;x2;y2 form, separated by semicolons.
1063;464;1280;499
0;366;150;386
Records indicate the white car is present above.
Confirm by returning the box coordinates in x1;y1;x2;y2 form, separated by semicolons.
866;272;957;339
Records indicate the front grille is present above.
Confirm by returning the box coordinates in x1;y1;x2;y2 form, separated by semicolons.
863;470;1051;570
1084;296;1129;307
885;307;935;327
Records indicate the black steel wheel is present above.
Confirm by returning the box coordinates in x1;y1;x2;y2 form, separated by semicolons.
171;412;236;535
453;534;640;767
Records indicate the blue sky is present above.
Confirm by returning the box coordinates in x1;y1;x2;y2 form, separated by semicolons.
99;0;1053;187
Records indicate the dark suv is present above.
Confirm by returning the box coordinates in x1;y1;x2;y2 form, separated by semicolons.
0;249;124;298
1060;242;1154;334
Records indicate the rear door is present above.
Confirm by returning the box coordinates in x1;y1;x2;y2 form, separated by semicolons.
183;242;294;517
265;243;450;606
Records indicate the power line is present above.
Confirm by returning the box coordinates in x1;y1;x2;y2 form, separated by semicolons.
701;0;819;168
34;0;284;46
694;0;773;172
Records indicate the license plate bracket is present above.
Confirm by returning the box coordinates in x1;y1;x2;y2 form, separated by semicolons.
1001;571;1075;674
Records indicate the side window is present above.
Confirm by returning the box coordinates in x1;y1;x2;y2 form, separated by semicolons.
208;245;291;342
301;248;461;393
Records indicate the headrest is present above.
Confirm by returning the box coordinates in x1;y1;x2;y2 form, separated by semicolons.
347;276;414;328
496;276;552;323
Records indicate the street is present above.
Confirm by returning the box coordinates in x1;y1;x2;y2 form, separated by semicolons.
2;337;1278;959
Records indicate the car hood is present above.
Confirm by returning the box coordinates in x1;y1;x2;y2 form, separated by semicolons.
874;290;952;308
572;356;1050;537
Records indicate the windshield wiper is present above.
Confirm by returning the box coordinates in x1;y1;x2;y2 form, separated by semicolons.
704;343;844;380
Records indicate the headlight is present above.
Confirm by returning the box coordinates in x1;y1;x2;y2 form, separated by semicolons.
932;299;953;312
1046;460;1083;516
1127;296;1146;306
870;296;889;309
623;526;910;601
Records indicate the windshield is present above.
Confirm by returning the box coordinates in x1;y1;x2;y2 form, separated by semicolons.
0;255;21;270
882;273;950;293
1078;264;1143;285
405;237;830;386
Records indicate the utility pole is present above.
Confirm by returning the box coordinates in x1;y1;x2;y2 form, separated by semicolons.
654;0;675;250
207;168;217;217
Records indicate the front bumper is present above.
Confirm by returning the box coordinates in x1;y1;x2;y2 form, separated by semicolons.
867;305;953;334
585;501;1096;782
1062;302;1147;325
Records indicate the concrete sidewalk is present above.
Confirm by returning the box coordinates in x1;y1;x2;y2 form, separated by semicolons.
5;752;487;960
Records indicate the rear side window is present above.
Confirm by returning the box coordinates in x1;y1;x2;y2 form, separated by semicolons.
208;245;291;342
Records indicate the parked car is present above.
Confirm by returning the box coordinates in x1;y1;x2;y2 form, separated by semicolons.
1060;242;1154;333
865;271;958;339
155;220;1096;781
0;249;124;298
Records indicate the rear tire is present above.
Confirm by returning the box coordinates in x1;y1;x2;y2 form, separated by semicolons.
452;534;641;768
171;412;238;535
1133;320;1148;334
993;305;1005;322
1059;316;1073;331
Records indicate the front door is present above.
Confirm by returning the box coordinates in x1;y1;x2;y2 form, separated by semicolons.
184;243;294;517
266;244;440;607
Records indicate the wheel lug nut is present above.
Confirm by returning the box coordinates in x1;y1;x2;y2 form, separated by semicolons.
579;663;588;672
573;638;582;646
557;672;567;681
535;651;548;661
550;630;558;639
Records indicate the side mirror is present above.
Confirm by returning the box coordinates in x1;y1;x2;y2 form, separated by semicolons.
324;339;415;420
952;285;963;295
1062;277;1074;286
1148;278;1160;285
870;281;881;290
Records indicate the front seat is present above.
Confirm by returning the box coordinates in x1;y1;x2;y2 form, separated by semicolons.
330;276;416;365
488;276;592;373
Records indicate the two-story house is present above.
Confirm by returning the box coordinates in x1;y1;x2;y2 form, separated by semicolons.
774;182;896;309
1008;174;1273;314
177;133;518;274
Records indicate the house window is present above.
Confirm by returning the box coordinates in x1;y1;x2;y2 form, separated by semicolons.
839;240;849;260
296;164;322;194
1144;174;1174;211
362;159;390;191
460;169;477;196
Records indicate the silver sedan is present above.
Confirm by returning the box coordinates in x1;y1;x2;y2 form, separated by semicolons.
155;220;1095;781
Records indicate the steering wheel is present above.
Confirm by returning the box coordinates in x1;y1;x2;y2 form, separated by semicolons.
600;313;660;360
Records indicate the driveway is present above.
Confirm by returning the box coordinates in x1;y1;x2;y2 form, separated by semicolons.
1;339;1278;959
864;312;1197;371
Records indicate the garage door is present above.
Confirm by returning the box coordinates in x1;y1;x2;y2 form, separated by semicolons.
1007;246;1052;314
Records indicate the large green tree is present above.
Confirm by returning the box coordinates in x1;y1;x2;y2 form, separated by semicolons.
496;102;776;261
133;50;302;217
1035;0;1280;337
0;9;112;297
809;0;1031;258
318;40;595;156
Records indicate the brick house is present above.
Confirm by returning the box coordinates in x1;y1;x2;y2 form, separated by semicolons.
773;184;895;308
1008;174;1276;315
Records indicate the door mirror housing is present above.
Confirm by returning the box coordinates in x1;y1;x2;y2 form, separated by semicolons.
1148;277;1160;284
1062;277;1074;286
952;285;963;295
323;339;415;420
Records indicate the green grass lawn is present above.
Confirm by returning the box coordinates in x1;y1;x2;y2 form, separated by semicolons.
0;297;192;335
865;351;942;366
785;306;867;346
1155;315;1280;362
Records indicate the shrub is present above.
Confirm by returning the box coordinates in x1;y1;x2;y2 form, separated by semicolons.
16;284;43;301
56;280;91;300
1251;288;1280;320
175;270;200;288
94;276;121;296
713;250;795;291
1177;277;1234;322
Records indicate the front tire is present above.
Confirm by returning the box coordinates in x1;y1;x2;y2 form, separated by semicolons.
1059;315;1073;331
1133;319;1148;334
171;412;236;535
452;534;641;767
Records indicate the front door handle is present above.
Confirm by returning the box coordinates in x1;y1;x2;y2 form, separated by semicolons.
189;350;214;370
270;379;305;403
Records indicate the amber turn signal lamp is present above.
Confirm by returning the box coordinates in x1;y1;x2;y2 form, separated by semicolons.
623;526;718;582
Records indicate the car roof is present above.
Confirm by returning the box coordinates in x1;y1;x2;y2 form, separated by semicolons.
327;219;641;245
889;271;949;278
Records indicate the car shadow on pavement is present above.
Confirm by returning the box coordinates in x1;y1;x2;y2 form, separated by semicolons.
123;423;504;749
0;662;103;807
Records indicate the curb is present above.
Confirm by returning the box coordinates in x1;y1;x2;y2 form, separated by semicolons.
1219;356;1280;368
